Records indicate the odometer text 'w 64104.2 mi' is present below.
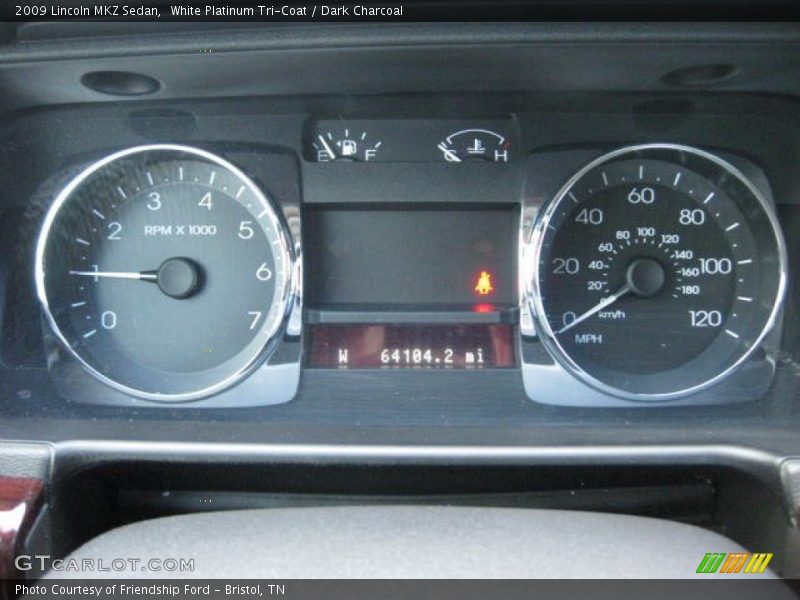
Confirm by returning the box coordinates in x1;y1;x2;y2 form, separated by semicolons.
35;145;294;402
528;144;787;400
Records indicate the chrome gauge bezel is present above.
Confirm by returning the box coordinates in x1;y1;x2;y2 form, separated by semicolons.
526;143;788;401
35;144;297;403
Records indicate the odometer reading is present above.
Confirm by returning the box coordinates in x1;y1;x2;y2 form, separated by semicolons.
529;145;785;399
308;324;516;368
36;145;294;401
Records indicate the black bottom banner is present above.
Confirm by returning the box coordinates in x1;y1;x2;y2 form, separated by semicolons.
8;579;800;600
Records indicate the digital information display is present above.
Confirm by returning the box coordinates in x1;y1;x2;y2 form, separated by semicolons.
308;324;516;368
305;205;518;308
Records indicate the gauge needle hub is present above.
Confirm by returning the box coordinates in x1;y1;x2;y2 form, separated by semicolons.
556;284;632;335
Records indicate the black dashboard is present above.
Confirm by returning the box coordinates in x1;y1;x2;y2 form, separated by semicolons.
1;19;800;578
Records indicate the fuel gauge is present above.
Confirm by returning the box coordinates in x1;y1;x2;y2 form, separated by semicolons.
437;128;511;163
312;128;383;162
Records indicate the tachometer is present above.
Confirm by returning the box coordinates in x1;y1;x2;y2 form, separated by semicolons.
528;144;786;400
35;145;294;401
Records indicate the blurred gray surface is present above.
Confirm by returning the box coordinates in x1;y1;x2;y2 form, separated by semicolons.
48;506;774;579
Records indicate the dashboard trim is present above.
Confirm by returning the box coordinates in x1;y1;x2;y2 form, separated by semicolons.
48;440;780;471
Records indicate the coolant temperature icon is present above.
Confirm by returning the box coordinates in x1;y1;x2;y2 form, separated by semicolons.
438;128;511;163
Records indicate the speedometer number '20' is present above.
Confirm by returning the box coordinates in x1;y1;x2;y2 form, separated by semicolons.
530;144;786;400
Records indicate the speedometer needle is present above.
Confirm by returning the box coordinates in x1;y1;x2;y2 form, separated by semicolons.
69;270;157;281
556;284;632;335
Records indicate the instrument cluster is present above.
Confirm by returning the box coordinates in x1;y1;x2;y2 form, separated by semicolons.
20;113;793;409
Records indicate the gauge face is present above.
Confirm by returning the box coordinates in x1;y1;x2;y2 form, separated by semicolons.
437;129;511;163
36;145;294;401
312;128;383;162
529;144;786;400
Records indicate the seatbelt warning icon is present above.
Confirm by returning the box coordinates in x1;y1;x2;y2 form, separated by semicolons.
474;271;494;296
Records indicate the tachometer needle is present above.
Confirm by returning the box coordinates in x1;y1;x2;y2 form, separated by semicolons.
317;135;337;160
69;270;158;281
555;284;632;335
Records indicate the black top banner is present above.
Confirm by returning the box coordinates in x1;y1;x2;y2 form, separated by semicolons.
5;0;800;22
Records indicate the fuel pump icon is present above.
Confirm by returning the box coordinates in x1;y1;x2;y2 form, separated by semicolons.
340;139;358;157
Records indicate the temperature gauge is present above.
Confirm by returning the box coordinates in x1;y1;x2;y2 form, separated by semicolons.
437;128;511;163
312;128;383;162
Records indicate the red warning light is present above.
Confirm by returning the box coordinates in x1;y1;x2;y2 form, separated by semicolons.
474;271;495;296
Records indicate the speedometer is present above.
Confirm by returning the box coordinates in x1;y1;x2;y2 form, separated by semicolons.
528;144;786;400
35;145;294;402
